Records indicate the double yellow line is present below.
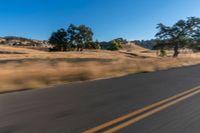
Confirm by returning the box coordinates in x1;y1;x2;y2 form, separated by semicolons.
83;86;200;133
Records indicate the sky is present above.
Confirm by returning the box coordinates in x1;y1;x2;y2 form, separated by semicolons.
0;0;200;41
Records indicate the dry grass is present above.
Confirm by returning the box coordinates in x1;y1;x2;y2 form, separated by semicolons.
1;45;200;93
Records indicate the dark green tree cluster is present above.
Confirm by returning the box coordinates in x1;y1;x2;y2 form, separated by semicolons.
155;17;200;57
107;38;126;51
49;24;100;51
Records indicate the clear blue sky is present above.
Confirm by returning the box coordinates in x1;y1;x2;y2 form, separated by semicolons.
0;0;200;41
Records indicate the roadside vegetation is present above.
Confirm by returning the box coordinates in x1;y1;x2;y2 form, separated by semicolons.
1;44;200;93
0;17;200;93
154;17;200;57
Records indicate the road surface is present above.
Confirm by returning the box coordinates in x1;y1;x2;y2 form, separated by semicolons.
1;65;200;133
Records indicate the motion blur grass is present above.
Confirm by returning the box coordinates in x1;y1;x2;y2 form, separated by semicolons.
1;45;200;93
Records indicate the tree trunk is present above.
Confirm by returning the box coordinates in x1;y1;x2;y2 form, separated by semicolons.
173;44;179;57
77;45;80;51
77;44;83;51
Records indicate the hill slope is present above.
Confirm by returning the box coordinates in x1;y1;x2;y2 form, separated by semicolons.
0;36;50;48
1;44;200;93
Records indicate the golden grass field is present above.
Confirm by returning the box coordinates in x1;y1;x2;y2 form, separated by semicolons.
1;44;200;93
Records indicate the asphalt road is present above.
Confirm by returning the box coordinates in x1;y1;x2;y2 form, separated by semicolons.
1;65;200;133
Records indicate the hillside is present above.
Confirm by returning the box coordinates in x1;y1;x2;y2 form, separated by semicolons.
1;44;200;93
0;36;154;53
0;36;50;48
120;42;156;58
0;45;45;54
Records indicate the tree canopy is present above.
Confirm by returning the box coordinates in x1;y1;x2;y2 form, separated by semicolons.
155;17;200;57
49;24;95;51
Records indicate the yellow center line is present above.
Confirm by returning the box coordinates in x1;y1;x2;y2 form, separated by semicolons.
104;88;200;133
83;86;200;133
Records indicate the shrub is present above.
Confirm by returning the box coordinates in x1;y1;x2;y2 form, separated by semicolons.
107;41;122;51
85;41;101;49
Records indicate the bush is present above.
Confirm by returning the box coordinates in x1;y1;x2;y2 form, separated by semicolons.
159;49;166;57
85;41;101;49
107;41;122;51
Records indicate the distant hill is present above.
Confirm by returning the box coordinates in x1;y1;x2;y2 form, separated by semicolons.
133;39;157;50
0;36;50;48
99;41;110;49
100;40;151;51
124;42;150;52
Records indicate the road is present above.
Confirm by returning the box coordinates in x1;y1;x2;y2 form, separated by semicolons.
1;65;200;133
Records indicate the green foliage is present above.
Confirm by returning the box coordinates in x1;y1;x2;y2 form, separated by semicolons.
155;17;200;57
106;38;126;51
49;24;94;51
49;28;68;51
107;40;123;51
159;49;167;57
85;41;101;49
191;39;200;51
67;24;93;51
153;40;167;57
112;38;127;45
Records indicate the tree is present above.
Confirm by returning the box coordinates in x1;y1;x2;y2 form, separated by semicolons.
93;41;101;49
107;40;123;51
155;17;200;57
85;40;101;49
106;38;126;51
49;24;94;51
189;38;200;51
67;24;94;51
67;24;78;50
49;28;68;51
112;38;127;45
76;25;93;51
153;39;168;57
